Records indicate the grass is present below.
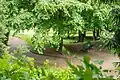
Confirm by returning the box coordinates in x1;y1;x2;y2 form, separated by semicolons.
10;29;94;45
16;34;33;46
63;39;77;44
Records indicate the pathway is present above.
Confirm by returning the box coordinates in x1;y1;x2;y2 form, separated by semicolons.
9;37;119;69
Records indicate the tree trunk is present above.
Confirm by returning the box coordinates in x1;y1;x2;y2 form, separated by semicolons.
4;30;10;46
96;29;100;40
58;37;63;54
78;30;82;42
93;28;96;40
78;30;86;42
118;53;120;59
67;31;70;39
81;31;86;42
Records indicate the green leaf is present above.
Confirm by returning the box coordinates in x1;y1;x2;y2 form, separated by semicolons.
24;72;29;80
83;68;93;80
83;56;91;64
94;60;104;65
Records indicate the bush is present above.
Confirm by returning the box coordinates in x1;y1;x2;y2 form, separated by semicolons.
0;46;119;80
68;56;120;80
0;22;7;54
39;60;76;80
0;46;40;80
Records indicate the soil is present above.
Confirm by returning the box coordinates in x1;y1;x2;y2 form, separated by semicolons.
9;37;119;70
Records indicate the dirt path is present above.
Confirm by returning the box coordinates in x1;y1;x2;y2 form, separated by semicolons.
9;37;119;69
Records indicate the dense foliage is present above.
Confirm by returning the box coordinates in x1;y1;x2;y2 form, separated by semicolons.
101;5;120;57
0;0;120;80
0;0;120;55
0;22;7;54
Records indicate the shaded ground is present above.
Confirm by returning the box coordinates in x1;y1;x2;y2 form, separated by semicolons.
9;37;119;70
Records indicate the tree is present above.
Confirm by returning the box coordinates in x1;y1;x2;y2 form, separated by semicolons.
0;22;7;54
79;0;112;41
104;7;120;58
0;0;38;55
99;0;120;58
32;0;94;53
0;0;36;45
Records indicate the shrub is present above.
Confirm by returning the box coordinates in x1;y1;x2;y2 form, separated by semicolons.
0;46;40;80
0;46;119;80
68;56;117;80
0;22;7;54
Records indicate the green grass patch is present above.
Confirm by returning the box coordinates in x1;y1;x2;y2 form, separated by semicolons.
11;30;94;45
16;34;33;46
